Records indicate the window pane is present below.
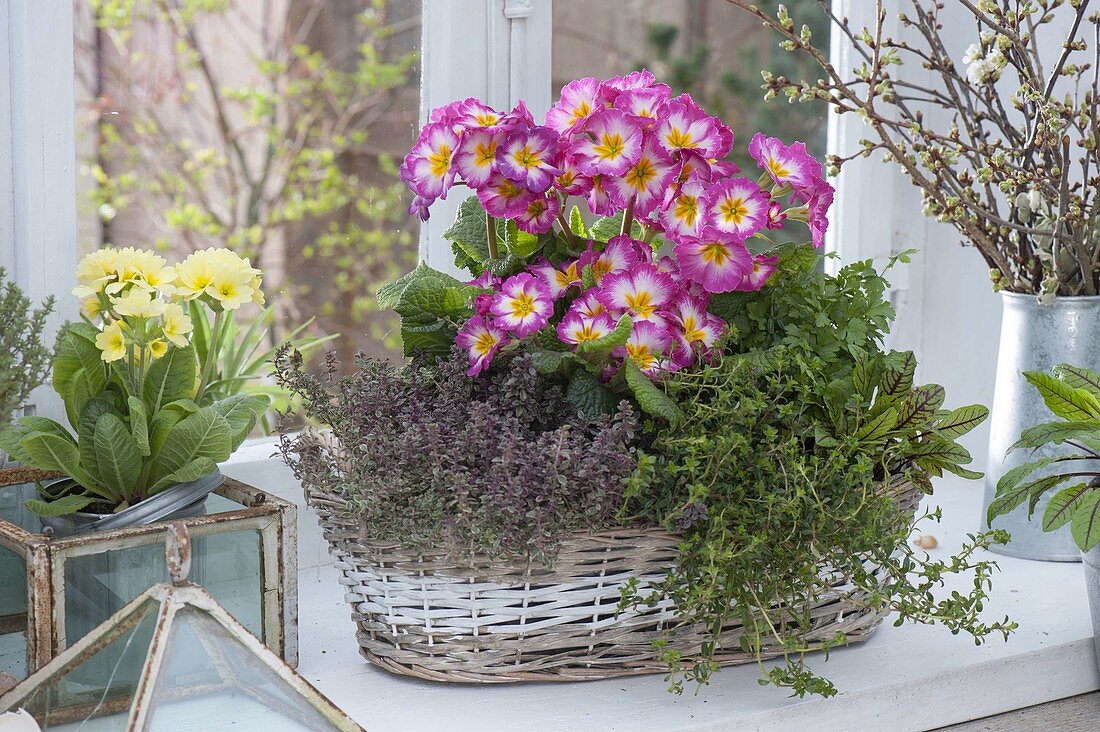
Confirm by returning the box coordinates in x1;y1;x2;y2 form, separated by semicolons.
74;1;423;364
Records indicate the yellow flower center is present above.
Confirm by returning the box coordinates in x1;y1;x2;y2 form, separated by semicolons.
572;323;604;343
625;291;656;319
476;140;497;166
682;316;706;344
719;197;748;226
512;145;542;170
701;241;732;266
665;127;694;149
625;158;656;191
429;144;452;178
570;101;592;125
474;330;499;355
510;292;536;318
626;343;657;369
475;112;499;126
767;157;790;179
674;195;699;226
594;132;625;161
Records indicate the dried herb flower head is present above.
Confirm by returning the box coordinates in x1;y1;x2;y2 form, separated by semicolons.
276;346;640;563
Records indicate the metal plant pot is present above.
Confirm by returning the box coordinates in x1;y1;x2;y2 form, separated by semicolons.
1085;544;1100;674
982;293;1100;562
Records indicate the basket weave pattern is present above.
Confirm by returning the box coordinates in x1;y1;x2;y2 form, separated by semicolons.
306;452;920;683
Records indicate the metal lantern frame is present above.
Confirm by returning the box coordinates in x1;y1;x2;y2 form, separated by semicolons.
0;467;298;676
0;523;359;731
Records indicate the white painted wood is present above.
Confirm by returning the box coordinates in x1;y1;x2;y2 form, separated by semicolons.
418;0;553;275
271;468;1098;731
0;0;79;423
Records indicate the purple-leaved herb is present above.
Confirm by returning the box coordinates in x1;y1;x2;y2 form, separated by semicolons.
275;346;639;564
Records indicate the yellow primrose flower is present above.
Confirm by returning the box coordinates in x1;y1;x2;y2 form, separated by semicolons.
111;287;168;318
206;268;255;310
72;249;119;298
95;321;127;362
81;296;104;320
146;339;169;360
106;248;169;295
175;248;223;300
161;303;194;347
249;273;266;306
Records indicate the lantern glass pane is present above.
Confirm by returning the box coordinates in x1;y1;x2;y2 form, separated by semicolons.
144;607;344;731
0;543;27;679
18;598;160;731
63;528;264;655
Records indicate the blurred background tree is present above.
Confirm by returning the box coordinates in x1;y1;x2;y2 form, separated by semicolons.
75;0;421;360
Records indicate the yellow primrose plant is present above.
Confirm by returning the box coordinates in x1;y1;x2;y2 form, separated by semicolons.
0;247;269;516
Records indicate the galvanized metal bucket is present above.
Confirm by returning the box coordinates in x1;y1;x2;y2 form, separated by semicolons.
1084;544;1100;675
983;293;1100;562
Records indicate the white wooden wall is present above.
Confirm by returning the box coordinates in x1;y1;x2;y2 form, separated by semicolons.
0;0;79;422
418;0;553;275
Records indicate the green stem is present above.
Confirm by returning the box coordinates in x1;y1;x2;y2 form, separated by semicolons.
621;196;636;238
641;225;658;245
486;212;499;259
195;308;224;404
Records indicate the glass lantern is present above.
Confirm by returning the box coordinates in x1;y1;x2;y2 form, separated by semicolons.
0;523;358;731
0;467;297;681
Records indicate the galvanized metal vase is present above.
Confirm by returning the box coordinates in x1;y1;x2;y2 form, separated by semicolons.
983;293;1100;561
1085;544;1100;674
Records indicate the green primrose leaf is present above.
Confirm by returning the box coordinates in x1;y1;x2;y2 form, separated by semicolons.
569;205;587;238
576;314;633;359
623;360;682;425
24;494;98;518
144;345;197;413
153;406;232;480
128;396;150;456
93;413;141;496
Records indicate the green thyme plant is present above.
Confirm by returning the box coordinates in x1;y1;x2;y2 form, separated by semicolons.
622;255;1014;697
0;267;54;430
987;365;1100;550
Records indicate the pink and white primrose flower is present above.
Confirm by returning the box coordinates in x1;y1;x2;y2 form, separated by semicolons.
613;320;672;375
597;263;677;322
607;135;676;216
569;290;608;318
454;129;501;188
668;294;725;367
490;273;553;338
585;176;617;217
531;257;582;300
557;311;618;346
496;127;560;193
805;182;834;249
575;109;643;176
455;316;510;376
545;77;612;134
603;69;658;93
515;195;561;234
476;173;536;218
580;235;644;284
735;254;780;292
614;85;671;127
660;179;706;238
453;99;505;130
554;155;594;196
673;227;754;293
702;178;769;240
656;99;716;155
748;133;823;191
403;122;460;200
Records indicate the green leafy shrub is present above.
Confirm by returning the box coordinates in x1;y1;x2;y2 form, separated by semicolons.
621;257;1013;697
0;268;54;430
987;365;1100;550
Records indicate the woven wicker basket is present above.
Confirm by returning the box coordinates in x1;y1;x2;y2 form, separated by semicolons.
303;432;922;683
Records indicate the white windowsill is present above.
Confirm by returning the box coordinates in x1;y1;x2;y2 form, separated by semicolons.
222;442;1100;731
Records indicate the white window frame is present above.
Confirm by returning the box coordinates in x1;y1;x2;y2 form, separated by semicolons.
0;0;79;423
418;0;552;275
